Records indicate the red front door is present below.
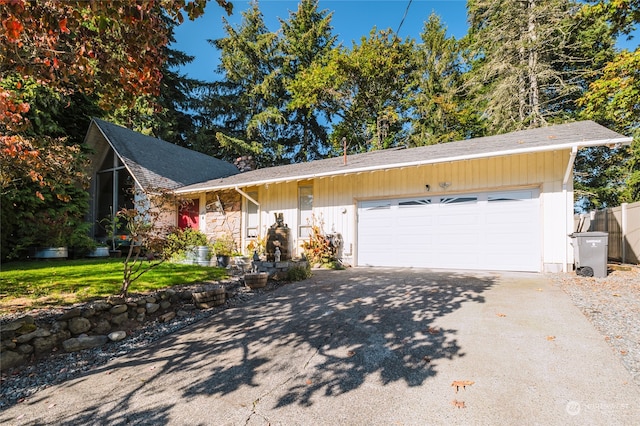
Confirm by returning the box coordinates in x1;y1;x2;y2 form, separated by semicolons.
178;199;199;229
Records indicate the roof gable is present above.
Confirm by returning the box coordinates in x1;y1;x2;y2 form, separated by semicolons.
176;120;631;193
87;119;239;190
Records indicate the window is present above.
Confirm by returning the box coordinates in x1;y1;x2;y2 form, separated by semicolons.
246;192;259;238
440;196;477;205
488;191;532;203
399;199;432;207
298;186;313;238
95;150;134;238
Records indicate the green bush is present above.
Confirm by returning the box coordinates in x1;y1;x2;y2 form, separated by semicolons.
164;228;210;260
212;232;237;256
286;264;312;281
320;260;344;270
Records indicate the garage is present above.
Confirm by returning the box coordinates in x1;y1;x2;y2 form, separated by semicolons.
357;189;541;272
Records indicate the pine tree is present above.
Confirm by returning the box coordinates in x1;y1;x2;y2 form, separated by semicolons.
464;0;614;134
203;1;285;166
279;0;337;161
107;19;207;147
408;13;476;146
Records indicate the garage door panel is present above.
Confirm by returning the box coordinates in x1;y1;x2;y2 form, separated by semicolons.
438;216;478;226
358;189;541;272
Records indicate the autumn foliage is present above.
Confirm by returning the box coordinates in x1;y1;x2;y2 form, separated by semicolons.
1;0;232;190
1;0;231;260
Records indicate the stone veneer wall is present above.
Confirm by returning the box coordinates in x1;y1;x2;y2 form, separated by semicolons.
0;284;231;372
204;190;242;251
252;259;309;279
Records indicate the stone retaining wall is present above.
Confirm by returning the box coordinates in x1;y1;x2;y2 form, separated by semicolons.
252;259;309;279
0;283;234;372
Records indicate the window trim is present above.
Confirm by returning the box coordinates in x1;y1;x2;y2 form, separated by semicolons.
245;191;260;239
298;185;313;238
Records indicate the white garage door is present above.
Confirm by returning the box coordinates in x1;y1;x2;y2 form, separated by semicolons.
357;189;541;272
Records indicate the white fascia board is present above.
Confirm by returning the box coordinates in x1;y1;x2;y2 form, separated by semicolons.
175;136;632;195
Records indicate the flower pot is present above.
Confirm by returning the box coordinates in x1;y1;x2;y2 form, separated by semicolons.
195;246;211;266
184;246;212;266
217;255;230;268
244;272;268;289
35;247;68;259
88;247;110;258
192;286;226;308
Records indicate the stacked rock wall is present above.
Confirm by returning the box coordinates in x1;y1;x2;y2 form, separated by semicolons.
0;284;229;371
252;259;309;279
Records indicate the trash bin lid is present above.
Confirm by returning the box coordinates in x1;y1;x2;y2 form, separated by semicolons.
569;232;608;237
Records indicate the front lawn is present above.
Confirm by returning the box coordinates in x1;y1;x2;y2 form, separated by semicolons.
0;259;227;315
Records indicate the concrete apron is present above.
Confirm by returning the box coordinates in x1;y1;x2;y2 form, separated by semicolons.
1;268;638;425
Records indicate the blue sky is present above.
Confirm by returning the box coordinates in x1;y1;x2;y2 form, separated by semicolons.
172;0;469;81
172;0;639;82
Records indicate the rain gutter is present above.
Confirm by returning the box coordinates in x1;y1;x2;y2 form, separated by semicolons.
174;137;632;195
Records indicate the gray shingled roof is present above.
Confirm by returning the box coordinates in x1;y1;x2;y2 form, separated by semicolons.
91;118;239;190
176;120;631;194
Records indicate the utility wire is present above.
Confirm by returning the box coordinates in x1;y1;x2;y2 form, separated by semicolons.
396;0;413;36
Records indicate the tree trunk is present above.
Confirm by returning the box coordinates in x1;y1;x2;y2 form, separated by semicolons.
527;0;542;127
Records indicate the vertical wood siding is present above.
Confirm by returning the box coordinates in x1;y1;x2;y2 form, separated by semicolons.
198;150;571;265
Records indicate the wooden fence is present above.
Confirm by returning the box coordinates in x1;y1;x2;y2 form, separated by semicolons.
574;201;640;265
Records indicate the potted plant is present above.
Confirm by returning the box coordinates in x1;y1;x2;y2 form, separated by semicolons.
246;235;266;261
164;227;212;265
99;212;125;257
87;242;109;258
184;228;211;266
34;210;72;259
213;232;236;267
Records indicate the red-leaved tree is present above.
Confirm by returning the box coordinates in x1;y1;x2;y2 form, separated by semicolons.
1;0;231;194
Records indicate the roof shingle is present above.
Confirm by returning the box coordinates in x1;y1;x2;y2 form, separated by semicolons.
176;120;630;193
91;118;239;190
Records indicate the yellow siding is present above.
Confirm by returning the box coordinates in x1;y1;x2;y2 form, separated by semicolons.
225;150;572;267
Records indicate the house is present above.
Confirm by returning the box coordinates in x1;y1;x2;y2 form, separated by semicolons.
85;119;632;273
84;118;239;241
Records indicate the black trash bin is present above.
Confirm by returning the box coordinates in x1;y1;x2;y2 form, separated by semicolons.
569;232;609;278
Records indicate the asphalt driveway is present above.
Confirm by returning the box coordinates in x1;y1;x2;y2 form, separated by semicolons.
1;268;638;425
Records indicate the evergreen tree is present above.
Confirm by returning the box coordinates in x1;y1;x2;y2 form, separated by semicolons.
464;0;614;134
408;13;477;146
203;1;285;166
578;0;640;207
0;1;229;260
279;0;337;161
107;20;207;148
290;29;415;153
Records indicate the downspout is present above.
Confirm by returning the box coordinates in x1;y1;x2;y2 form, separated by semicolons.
562;146;578;273
621;202;628;264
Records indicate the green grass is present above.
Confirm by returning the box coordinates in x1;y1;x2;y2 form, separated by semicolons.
0;258;227;315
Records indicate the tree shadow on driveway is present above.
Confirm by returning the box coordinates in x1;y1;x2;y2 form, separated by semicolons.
10;268;497;424
261;268;495;407
141;269;493;404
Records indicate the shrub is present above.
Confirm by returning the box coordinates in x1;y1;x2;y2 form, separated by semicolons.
286;264;312;281
212;232;236;256
301;217;339;267
246;234;266;256
165;228;210;260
